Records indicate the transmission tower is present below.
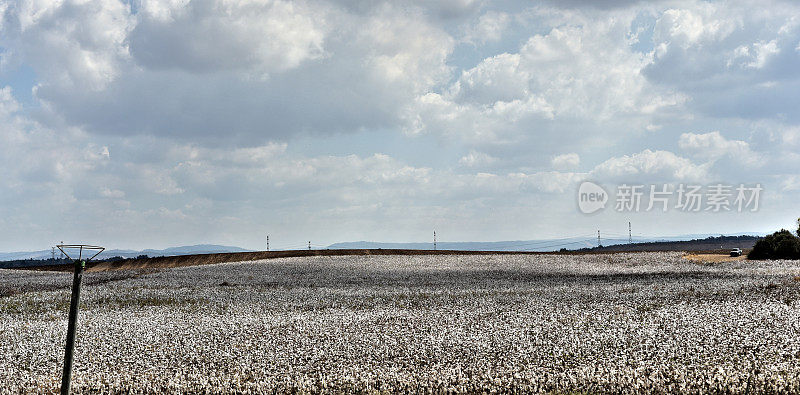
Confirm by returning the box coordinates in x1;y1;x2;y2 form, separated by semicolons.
308;241;311;250
597;230;600;247
628;222;632;244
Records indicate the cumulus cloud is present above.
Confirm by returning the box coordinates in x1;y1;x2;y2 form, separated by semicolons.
644;1;800;121
541;0;647;9
0;0;135;89
407;8;686;148
0;85;129;247
518;171;586;193
551;153;580;170
678;131;758;164
3;0;456;143
100;187;125;199
128;0;327;75
459;150;498;167
591;149;709;182
1;1;799;249
462;11;510;44
778;124;800;147
729;40;781;70
2;73;589;247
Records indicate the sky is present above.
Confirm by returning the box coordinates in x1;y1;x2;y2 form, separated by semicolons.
1;0;799;251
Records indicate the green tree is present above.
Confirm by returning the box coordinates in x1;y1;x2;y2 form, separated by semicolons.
748;229;800;260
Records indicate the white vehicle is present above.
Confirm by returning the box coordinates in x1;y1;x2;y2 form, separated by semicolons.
730;248;743;257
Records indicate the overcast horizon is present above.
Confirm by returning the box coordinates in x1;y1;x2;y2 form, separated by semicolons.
2;0;799;252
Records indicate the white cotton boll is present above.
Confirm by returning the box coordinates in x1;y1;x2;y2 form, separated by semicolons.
2;253;800;391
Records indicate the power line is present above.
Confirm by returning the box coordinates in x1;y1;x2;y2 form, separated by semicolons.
489;236;598;250
512;239;594;251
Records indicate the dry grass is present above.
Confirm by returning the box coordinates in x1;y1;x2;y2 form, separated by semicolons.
683;252;747;263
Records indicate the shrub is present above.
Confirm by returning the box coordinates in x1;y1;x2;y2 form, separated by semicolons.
748;229;800;260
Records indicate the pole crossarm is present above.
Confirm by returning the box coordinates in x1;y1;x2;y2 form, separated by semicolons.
56;245;105;262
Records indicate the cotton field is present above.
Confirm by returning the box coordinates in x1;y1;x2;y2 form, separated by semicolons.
2;252;800;393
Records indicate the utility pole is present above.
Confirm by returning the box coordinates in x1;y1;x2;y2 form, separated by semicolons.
308;241;311;251
433;231;437;251
56;244;104;395
62;258;84;395
597;230;600;247
60;241;64;259
628;222;632;244
52;247;55;260
266;235;269;252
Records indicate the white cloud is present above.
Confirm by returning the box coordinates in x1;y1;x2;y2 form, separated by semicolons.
2;1;800;250
100;187;125;199
678;131;757;164
451;53;531;105
782;175;800;191
129;0;327;76
1;0;135;89
0;87;19;117
779;125;800;147
408;9;686;145
478;21;673;118
0;85;129;236
518;171;586;193
551;153;580;170
84;144;111;161
459;150;498;167
462;11;510;44
653;7;739;50
2;1;456;143
645;1;800;121
360;6;454;94
729;40;780;69
591;149;709;181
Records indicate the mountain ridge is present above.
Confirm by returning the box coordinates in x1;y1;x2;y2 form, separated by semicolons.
0;244;252;261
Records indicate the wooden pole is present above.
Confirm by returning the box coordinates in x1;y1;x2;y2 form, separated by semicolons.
60;259;85;395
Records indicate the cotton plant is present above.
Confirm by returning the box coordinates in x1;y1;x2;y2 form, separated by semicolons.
1;252;800;393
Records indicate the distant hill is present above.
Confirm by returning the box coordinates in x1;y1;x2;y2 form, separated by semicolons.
326;240;595;251
0;244;252;262
582;235;761;253
328;234;764;252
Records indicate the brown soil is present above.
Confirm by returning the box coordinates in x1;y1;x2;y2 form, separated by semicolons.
683;252;748;263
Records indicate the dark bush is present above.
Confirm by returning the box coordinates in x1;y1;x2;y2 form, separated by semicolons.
748;229;800;260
